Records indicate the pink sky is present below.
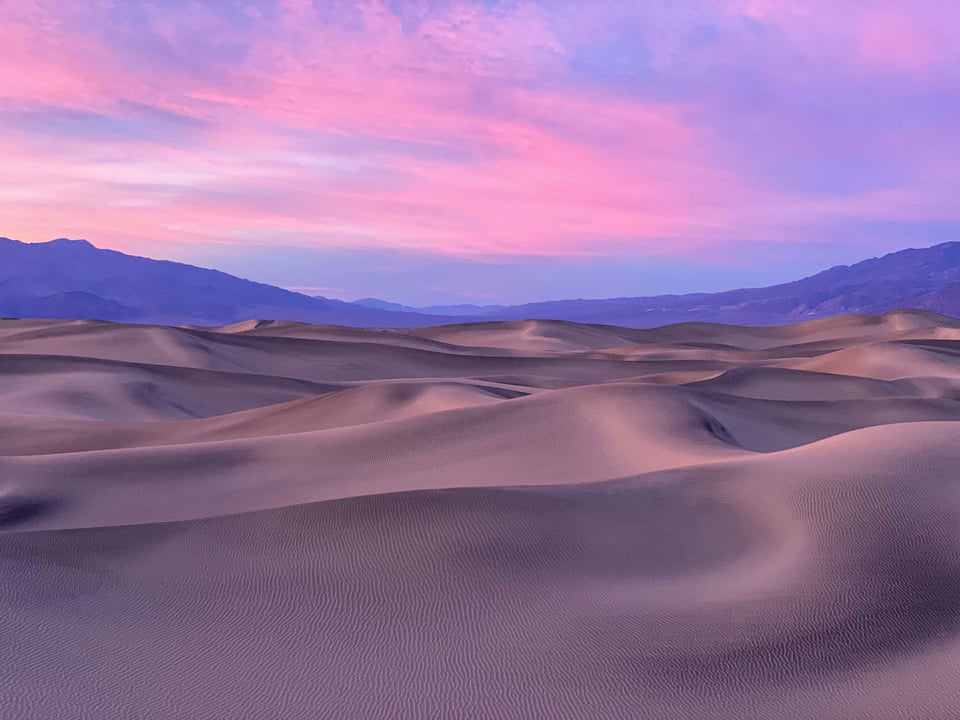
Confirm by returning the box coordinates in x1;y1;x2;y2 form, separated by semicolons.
1;0;957;302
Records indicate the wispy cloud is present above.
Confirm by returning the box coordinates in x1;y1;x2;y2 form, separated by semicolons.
1;0;957;299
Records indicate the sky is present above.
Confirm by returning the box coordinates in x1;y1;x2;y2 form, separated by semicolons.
1;0;958;305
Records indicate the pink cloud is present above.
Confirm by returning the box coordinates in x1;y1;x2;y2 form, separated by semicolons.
859;11;935;71
1;0;957;266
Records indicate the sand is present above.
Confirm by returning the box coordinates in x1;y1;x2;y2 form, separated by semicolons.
2;310;960;719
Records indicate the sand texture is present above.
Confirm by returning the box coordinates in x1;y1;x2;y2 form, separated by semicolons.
3;310;960;719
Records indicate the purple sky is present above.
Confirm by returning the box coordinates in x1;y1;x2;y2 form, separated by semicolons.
1;0;958;304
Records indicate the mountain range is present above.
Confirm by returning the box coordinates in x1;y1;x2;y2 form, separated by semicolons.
2;236;959;327
0;237;439;328
351;298;507;317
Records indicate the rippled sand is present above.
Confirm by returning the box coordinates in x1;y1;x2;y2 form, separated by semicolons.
3;310;960;719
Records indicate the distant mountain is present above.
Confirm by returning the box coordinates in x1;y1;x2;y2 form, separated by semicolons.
351;298;413;312
0;238;443;327
467;241;960;327
419;303;508;316
3;236;959;328
351;298;507;316
0;289;142;322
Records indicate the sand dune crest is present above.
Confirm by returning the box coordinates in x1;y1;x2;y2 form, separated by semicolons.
2;314;960;718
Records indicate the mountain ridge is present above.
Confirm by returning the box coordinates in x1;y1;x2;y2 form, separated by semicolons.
3;236;959;327
0;237;445;328
360;241;960;326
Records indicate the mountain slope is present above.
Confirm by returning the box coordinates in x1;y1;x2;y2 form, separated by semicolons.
0;238;443;327
3;237;959;328
475;242;960;326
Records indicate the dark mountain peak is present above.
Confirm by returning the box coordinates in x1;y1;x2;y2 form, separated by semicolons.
352;298;414;311
0;237;97;252
46;238;95;249
0;237;444;327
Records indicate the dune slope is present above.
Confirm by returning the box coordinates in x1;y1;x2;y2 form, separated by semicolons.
2;312;960;719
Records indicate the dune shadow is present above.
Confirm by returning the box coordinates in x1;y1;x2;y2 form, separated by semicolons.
0;495;59;530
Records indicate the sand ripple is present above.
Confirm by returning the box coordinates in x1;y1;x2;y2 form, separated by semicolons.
2;312;960;718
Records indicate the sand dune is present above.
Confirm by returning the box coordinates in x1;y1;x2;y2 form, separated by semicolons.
0;354;338;421
2;312;960;719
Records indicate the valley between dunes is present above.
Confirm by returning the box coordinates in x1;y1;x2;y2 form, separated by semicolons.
3;310;960;719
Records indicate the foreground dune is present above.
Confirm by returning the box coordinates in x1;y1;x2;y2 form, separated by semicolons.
2;310;960;719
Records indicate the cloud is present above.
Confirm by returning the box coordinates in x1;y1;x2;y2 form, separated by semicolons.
0;0;957;299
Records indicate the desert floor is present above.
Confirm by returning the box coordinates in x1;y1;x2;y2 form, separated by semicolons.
2;310;960;719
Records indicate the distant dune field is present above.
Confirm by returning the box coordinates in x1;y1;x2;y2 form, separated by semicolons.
3;311;960;719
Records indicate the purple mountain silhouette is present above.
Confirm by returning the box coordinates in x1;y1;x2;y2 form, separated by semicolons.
3;237;959;327
0;237;442;327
